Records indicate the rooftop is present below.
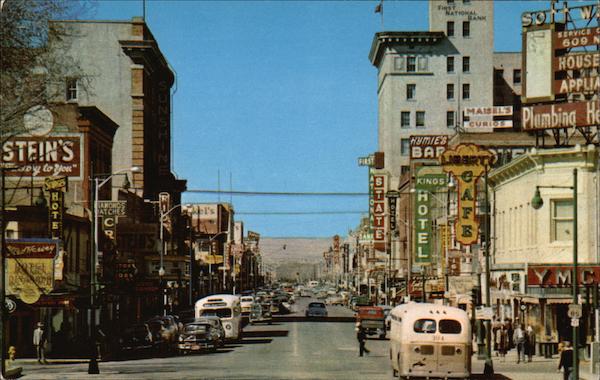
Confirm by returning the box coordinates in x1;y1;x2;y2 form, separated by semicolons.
369;31;446;67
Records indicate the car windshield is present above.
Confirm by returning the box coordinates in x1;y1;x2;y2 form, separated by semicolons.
241;297;253;302
201;308;232;318
309;303;325;308
184;324;208;333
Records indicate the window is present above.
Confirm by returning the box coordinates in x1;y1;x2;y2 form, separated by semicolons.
463;0;471;3
447;83;455;100
418;56;428;72
462;56;470;73
401;139;410;156
401;111;411;128
401;165;410;175
513;69;522;84
416;111;425;128
447;56;455;73
407;56;416;72
66;78;78;101
552;199;573;242
463;21;470;37
406;84;416;100
446;111;455;128
414;319;436;333
447;21;455;37
495;69;504;82
447;0;455;4
394;57;405;71
462;83;470;99
439;319;462;334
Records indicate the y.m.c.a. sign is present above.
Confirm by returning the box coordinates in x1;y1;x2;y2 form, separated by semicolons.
528;265;600;287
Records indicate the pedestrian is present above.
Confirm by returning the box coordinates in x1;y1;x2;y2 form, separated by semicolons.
513;323;526;363
526;325;536;362
506;319;514;350
356;323;370;357
33;322;48;364
495;325;508;358
557;341;574;380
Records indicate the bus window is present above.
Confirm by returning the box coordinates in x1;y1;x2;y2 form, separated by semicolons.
414;319;436;333
201;308;232;318
439;319;462;334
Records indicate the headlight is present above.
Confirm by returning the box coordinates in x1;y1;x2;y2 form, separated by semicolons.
179;336;184;342
225;324;232;330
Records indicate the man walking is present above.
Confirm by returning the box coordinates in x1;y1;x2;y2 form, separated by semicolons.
356;323;370;356
513;323;526;363
526;325;536;362
33;322;48;364
558;341;574;380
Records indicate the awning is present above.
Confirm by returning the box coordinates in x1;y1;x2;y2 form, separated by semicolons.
546;298;573;305
521;296;540;304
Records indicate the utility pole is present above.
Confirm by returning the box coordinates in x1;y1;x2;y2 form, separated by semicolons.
1;168;7;379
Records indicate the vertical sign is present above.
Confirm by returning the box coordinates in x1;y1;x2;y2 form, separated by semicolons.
48;190;64;239
440;144;495;245
387;191;398;232
413;167;447;264
372;173;387;251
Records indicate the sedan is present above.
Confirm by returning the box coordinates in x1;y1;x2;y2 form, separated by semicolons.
178;322;220;354
305;302;328;318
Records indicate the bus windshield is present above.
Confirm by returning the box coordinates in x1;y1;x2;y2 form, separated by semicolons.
201;308;232;318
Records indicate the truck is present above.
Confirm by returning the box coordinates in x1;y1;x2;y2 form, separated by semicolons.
356;306;386;339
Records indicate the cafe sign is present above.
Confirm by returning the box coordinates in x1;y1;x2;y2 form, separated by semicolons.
6;239;58;304
440;144;495;246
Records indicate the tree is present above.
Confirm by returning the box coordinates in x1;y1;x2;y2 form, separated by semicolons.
0;0;92;143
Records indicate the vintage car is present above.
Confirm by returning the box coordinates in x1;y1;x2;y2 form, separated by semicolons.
305;302;328;318
118;324;155;355
178;322;221;353
249;301;272;324
240;296;255;316
194;316;226;347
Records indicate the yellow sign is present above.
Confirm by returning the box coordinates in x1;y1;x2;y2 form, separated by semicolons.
440;144;495;245
203;254;223;265
7;258;54;297
19;284;41;304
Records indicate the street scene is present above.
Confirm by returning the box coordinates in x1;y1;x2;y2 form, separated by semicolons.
1;0;600;379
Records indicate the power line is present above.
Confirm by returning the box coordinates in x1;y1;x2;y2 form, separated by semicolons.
186;189;368;197
236;211;368;215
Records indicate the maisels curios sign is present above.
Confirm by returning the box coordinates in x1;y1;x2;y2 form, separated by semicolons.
440;144;495;246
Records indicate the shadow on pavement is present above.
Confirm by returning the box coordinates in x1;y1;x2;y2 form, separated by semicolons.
471;374;512;379
243;330;289;338
240;338;273;345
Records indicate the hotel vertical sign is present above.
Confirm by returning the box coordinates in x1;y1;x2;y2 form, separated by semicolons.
413;167;447;264
440;144;495;246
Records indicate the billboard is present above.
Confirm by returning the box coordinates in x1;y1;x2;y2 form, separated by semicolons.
191;204;220;234
528;265;600;287
522;100;600;131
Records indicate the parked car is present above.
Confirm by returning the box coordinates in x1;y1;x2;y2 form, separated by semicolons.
305;302;328;318
194;316;226;347
118;324;154;355
300;288;313;297
326;294;345;305
146;315;179;352
177;322;221;354
350;295;371;311
250;301;272;324
356;306;386;338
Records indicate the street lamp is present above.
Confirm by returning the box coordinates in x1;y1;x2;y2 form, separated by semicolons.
89;166;140;374
531;168;579;380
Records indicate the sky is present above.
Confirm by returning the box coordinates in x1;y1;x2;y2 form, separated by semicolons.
90;0;554;238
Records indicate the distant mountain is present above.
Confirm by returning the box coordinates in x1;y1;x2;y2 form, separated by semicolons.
259;237;332;265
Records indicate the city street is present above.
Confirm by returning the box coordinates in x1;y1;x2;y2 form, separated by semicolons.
12;298;595;380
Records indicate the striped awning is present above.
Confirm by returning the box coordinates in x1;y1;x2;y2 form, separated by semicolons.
545;298;573;305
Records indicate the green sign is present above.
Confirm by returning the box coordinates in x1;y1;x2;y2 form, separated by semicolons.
414;167;447;264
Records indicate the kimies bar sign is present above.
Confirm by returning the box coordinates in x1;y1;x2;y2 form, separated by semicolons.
528;265;600;287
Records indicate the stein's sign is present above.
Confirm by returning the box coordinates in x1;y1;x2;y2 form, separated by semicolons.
1;135;82;178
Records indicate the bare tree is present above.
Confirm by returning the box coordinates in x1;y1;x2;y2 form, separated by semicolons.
0;0;92;143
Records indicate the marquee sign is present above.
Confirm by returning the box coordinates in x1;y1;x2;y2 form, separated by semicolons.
440;144;495;246
372;173;387;251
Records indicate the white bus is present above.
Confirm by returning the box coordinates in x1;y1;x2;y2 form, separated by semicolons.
195;294;242;341
389;302;471;379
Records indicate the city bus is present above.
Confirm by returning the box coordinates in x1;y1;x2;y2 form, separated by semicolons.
195;294;242;341
389;302;471;379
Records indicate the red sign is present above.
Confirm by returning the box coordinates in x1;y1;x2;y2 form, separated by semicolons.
527;265;600;287
6;240;58;259
522;100;600;130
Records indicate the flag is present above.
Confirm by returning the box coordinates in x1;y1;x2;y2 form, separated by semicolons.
374;1;383;13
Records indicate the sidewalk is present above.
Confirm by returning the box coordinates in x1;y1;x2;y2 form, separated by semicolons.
471;349;596;380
